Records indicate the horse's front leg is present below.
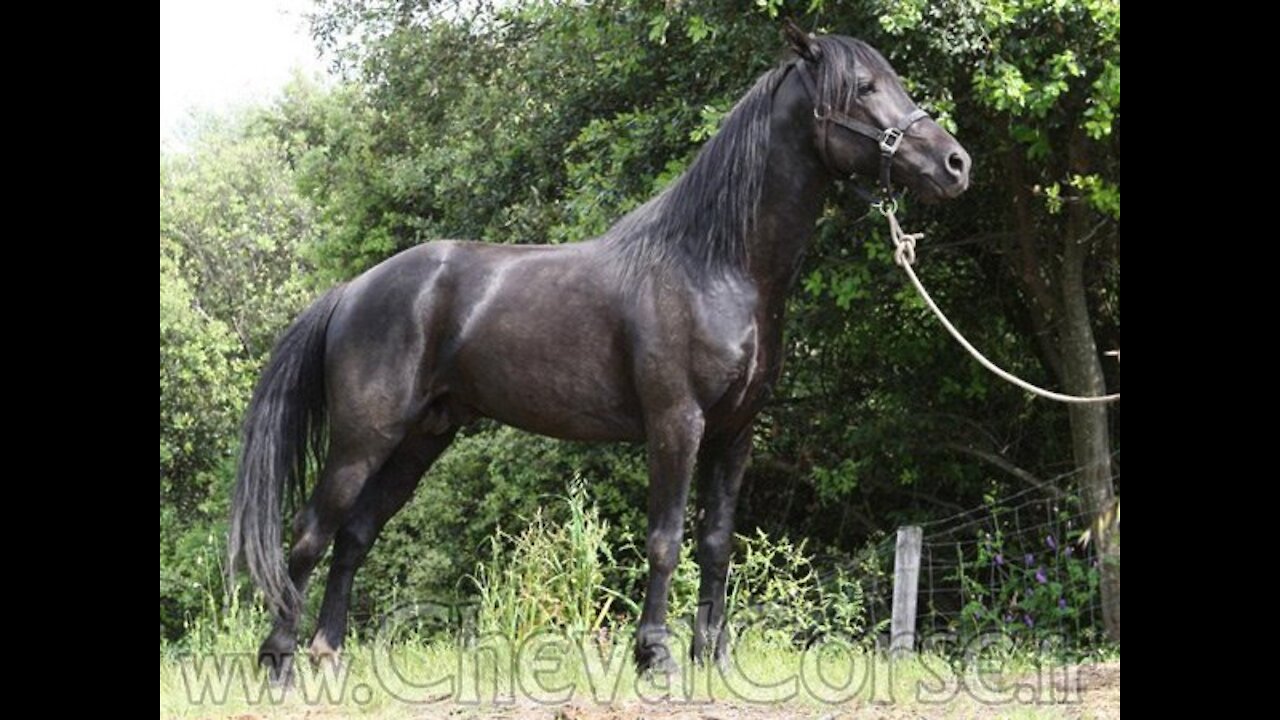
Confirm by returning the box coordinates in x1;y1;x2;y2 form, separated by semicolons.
634;404;704;675
692;426;752;667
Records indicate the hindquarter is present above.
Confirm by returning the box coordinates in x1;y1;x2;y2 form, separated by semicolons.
321;244;459;440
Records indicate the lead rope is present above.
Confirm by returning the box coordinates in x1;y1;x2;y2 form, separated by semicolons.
878;202;1120;404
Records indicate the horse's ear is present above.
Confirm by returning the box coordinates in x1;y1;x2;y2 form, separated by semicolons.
782;19;820;62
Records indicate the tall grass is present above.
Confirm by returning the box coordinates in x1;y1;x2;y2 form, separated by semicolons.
161;485;1116;718
467;481;868;647
470;482;618;639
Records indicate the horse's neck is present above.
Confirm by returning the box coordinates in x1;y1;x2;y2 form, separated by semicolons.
745;87;831;305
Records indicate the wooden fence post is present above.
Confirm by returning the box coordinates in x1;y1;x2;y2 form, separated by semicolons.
890;525;923;658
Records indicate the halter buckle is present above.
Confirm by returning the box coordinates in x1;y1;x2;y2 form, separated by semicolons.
879;127;904;155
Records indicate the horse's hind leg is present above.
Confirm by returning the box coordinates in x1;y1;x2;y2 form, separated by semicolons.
257;428;405;679
308;428;458;661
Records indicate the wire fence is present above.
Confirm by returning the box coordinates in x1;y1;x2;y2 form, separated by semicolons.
818;460;1118;651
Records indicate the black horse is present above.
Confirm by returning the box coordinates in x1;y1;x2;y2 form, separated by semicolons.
230;27;969;679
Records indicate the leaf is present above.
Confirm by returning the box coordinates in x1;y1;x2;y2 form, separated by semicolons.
647;14;669;45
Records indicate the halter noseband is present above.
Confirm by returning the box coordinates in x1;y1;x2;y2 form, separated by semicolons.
792;58;929;203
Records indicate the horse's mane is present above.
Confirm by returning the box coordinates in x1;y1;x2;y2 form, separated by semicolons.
600;35;884;284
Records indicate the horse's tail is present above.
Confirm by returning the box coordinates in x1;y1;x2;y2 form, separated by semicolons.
228;284;345;619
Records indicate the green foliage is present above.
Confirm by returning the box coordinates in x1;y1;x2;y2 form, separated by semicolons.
160;109;318;639
959;527;1103;646
159;242;249;508
160;239;246;639
353;426;648;624
470;482;618;640
725;529;867;646
937;496;1109;649
284;0;787;279
466;489;867;647
160;112;316;357
159;487;236;641
1070;173;1121;219
161;524;271;653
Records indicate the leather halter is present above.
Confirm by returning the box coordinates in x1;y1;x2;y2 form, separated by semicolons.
791;58;929;201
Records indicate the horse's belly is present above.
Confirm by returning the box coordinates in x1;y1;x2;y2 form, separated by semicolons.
473;387;645;442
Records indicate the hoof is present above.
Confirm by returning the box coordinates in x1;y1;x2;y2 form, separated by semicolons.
259;631;298;686
258;650;295;687
692;631;731;672
635;640;681;678
691;648;731;673
641;653;681;679
308;634;342;668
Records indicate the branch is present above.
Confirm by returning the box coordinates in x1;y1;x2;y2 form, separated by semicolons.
231;317;257;360
1001;147;1064;381
939;442;1064;499
920;232;1016;253
906;488;969;516
911;412;1005;453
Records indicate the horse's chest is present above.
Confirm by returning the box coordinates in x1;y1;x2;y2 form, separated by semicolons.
690;306;777;418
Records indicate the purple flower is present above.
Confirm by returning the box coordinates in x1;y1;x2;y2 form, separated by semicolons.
1023;614;1035;628
1004;613;1013;623
1035;568;1048;584
1045;535;1057;551
1058;598;1068;609
1064;546;1074;558
994;553;1004;566
1025;553;1036;566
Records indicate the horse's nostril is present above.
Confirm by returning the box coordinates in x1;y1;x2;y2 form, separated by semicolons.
948;151;968;176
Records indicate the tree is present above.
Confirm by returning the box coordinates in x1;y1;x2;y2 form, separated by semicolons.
160;110;319;638
868;0;1121;638
160;110;318;358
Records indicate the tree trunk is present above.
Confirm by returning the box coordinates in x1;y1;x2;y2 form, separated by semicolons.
1061;134;1120;643
1059;228;1119;642
1002;140;1120;643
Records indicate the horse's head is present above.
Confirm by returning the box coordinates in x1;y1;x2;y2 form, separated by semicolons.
785;26;970;202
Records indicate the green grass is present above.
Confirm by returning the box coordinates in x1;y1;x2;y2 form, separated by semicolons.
160;623;1119;719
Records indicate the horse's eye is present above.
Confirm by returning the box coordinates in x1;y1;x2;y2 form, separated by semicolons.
857;82;877;97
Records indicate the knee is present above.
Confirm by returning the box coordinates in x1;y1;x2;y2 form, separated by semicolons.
697;531;733;573
647;531;683;575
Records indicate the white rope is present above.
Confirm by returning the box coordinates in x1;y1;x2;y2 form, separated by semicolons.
882;206;1119;405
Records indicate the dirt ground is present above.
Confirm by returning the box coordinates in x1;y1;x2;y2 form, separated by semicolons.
527;662;1119;719
214;661;1118;719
